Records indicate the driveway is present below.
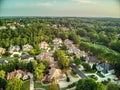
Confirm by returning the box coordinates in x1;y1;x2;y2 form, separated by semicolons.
28;73;34;90
70;64;88;79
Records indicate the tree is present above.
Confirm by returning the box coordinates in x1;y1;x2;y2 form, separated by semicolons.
59;56;70;68
74;58;81;66
82;63;91;72
54;50;70;69
107;83;120;90
0;77;7;89
54;50;65;61
0;70;5;78
76;79;105;90
34;63;45;79
50;81;59;90
6;77;23;90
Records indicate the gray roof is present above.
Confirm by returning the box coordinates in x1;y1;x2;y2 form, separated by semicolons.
100;62;113;74
0;60;4;64
0;58;13;64
86;56;99;63
20;55;32;60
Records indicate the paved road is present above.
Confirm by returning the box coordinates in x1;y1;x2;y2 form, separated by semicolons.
70;64;88;79
28;73;34;90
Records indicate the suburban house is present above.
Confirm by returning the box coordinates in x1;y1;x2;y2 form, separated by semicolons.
19;54;34;62
64;39;86;57
10;25;16;30
39;41;50;51
96;62;114;76
6;70;29;80
22;44;33;51
53;38;62;44
0;48;6;57
0;58;13;64
36;52;58;68
53;38;63;50
64;39;73;47
47;68;66;82
0;26;7;30
85;56;99;66
8;45;20;53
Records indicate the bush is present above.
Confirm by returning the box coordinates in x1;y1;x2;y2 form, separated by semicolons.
66;76;70;82
67;82;76;88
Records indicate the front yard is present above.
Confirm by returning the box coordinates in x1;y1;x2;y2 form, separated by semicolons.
34;82;50;90
21;80;30;90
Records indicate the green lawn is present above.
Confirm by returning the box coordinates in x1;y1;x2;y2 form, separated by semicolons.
34;82;50;90
85;42;119;55
21;80;30;90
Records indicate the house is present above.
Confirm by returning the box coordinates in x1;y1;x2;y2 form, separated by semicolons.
85;56;99;66
6;70;29;80
64;39;73;47
8;45;20;53
96;62;114;76
53;38;62;44
47;68;66;82
0;60;4;64
64;39;86;57
0;26;7;30
19;54;34;62
53;38;62;50
39;41;50;50
36;52;58;68
0;48;6;57
0;58;14;64
22;44;33;51
10;25;16;30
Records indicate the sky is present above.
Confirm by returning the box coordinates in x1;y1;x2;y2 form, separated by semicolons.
0;0;120;17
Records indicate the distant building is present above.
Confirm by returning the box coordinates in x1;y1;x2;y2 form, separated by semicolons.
6;70;29;80
0;26;7;30
8;45;20;53
53;38;62;50
19;54;34;62
39;41;49;50
96;62;114;76
0;58;13;64
0;48;6;57
10;25;16;30
22;44;33;51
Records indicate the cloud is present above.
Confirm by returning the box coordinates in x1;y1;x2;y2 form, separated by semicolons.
72;0;97;4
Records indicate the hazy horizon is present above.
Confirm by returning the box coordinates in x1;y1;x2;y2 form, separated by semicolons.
0;0;120;18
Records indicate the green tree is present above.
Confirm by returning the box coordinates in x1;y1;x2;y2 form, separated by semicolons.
6;77;23;90
50;81;59;90
74;58;81;66
107;83;120;90
0;77;7;89
82;63;91;72
0;70;5;78
76;79;105;90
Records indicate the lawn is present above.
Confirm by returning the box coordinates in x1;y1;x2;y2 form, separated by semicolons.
34;82;50;90
21;80;30;90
